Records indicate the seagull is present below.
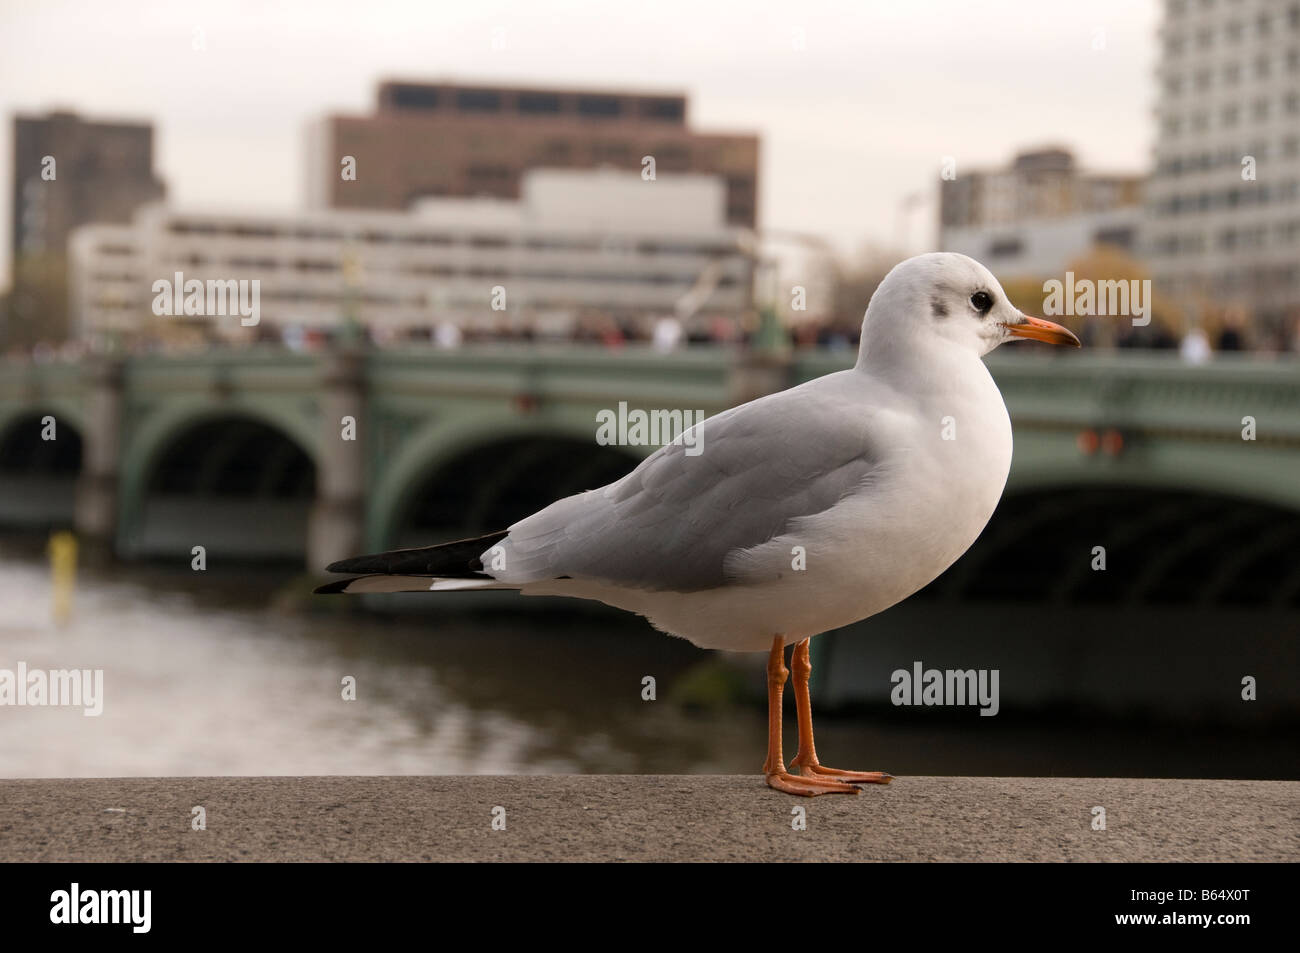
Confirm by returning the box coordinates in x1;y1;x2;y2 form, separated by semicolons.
316;252;1080;796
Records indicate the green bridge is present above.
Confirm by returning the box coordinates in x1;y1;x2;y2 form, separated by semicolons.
1;345;1298;596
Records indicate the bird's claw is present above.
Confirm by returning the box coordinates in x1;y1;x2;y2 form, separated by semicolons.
766;770;861;797
792;761;893;784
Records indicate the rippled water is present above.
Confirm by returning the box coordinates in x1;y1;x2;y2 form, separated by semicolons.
2;541;1292;780
0;542;775;778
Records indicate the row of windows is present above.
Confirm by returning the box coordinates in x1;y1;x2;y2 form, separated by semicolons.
1163;48;1300;95
148;266;744;287
1153;267;1300;295
1149;180;1300;214
1162;94;1300;134
1164;6;1300;55
87;292;737;314
1170;0;1295;13
1156;140;1300;175
162;225;741;257
986;226;1136;259
1149;219;1300;253
387;85;685;122
132;257;746;285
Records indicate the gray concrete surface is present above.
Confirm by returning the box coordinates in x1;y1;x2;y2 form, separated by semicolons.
1;776;1295;862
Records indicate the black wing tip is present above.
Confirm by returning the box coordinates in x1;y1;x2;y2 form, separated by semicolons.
314;578;359;594
323;530;509;578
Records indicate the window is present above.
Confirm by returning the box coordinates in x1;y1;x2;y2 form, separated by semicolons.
518;92;561;114
989;237;1023;257
457;89;502;112
390;86;439;110
1094;227;1134;248
641;98;684;121
577;95;620;117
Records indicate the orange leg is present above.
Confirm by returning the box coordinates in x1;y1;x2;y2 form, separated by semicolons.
764;635;861;796
788;638;892;784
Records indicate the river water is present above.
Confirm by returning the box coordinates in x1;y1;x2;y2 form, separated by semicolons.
1;540;1291;779
0;541;781;778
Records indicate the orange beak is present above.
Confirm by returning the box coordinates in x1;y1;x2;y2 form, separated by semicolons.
1002;314;1081;347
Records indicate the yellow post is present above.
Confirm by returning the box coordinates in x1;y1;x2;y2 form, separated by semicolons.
48;530;77;624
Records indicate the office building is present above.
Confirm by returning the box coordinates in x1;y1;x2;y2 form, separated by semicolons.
69;169;755;342
1143;0;1300;331
305;80;759;228
8;110;165;343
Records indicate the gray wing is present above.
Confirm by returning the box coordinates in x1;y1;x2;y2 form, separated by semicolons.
492;372;889;592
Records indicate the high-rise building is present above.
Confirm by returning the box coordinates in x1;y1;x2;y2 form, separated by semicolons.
305;80;759;228
1144;0;1300;335
7;110;165;343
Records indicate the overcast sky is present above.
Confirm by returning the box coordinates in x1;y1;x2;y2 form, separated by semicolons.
0;0;1159;289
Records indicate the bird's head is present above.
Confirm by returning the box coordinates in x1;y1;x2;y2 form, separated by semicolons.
858;252;1080;365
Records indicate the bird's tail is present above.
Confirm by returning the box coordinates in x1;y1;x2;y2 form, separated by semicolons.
313;530;513;595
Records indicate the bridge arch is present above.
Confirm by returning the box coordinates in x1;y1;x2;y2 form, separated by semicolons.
0;410;84;529
928;483;1300;608
370;413;643;551
118;404;317;561
1007;445;1300;517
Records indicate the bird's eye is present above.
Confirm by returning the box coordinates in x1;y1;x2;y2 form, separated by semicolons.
970;291;993;314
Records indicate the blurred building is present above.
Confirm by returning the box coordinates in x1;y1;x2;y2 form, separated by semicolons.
6;110;166;343
305;80;759;228
1143;0;1300;334
939;148;1142;277
69;169;754;342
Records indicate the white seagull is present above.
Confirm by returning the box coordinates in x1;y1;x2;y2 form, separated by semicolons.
317;252;1080;796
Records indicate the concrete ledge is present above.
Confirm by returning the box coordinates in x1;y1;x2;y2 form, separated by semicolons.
1;776;1295;862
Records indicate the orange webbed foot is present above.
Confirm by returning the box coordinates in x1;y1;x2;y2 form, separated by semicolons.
792;762;893;784
765;769;861;797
